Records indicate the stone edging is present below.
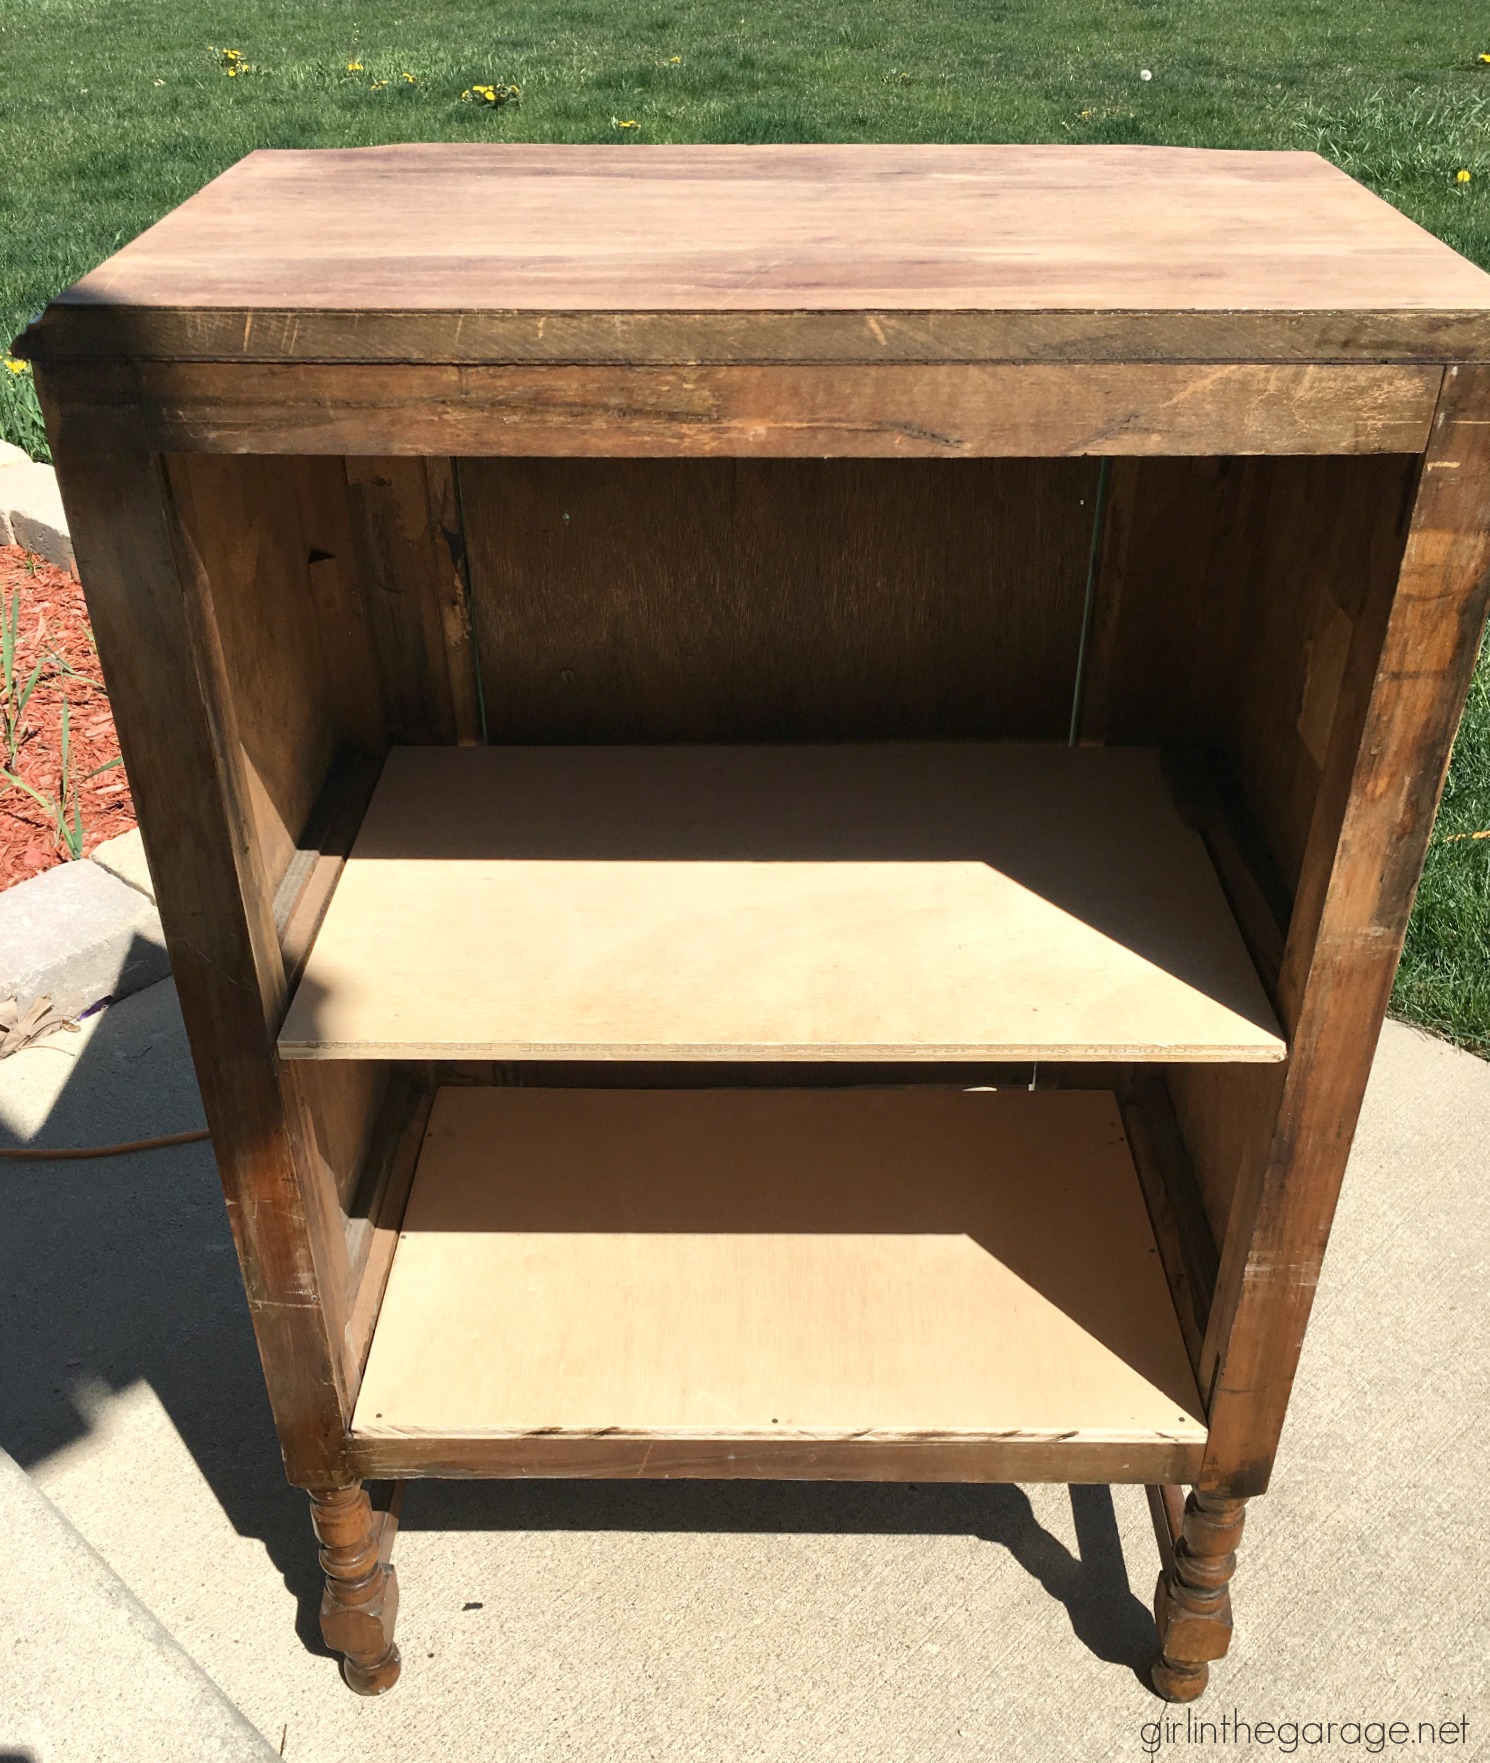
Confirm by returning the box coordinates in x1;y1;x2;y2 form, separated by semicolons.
0;439;73;572
0;829;168;1032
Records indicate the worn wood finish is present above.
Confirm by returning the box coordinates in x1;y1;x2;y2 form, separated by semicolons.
276;751;384;992
34;399;352;1481
342;458;481;745
1120;1072;1219;1380
1094;452;1421;1275
31;360;1441;458
22;145;1490;363
164;454;342;900
1101;454;1421;898
31;146;1490;1703
309;1484;401;1695
25;305;1490;369
352;1086;1206;1452
1146;1482;1184;1580
1151;1491;1248;1702
279;744;1284;1063
348;1431;1205;1485
292;458;387;761
342;1078;432;1386
1200;366;1490;1491
462;456;1095;744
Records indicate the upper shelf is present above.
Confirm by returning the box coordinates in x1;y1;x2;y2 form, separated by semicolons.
22;145;1490;367
277;743;1286;1064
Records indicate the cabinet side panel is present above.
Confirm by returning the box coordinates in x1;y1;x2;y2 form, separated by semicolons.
1202;367;1490;1492
165;455;343;899
164;454;400;1403
1101;454;1418;894
1098;452;1419;1276
462;458;1097;742
38;410;351;1482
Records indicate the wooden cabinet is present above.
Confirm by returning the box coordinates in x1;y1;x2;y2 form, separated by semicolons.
19;143;1490;1702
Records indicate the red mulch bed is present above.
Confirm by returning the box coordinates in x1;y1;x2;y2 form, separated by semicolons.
1;544;136;890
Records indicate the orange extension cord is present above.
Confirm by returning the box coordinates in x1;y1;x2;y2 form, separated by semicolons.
0;1129;211;1160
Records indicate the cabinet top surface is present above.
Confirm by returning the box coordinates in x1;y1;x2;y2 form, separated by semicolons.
25;144;1490;364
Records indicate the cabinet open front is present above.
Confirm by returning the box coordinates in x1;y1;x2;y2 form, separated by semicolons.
278;743;1285;1064
29;142;1490;1700
349;1086;1207;1482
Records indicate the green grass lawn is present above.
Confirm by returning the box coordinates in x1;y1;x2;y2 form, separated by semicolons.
3;0;1489;1050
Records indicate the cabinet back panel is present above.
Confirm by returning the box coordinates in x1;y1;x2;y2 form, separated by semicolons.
460;458;1098;743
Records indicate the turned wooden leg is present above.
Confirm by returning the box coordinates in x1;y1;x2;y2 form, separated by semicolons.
308;1484;402;1695
1149;1486;1247;1702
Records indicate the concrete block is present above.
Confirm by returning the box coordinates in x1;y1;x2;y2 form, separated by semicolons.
0;438;32;468
0;858;169;1019
0;1446;281;1762
0;457;74;572
91;825;156;903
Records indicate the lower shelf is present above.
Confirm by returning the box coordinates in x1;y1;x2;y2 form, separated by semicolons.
349;1086;1208;1484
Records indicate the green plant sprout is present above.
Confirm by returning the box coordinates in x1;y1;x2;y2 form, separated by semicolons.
2;696;123;860
2;589;45;768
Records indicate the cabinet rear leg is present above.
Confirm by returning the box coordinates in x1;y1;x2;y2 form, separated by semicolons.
1148;1487;1247;1702
308;1483;403;1695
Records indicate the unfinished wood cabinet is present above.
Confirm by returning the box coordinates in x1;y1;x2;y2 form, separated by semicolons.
20;144;1490;1702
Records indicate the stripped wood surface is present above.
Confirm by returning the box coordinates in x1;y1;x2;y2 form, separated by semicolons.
22;145;1490;368
33;360;1441;458
1200;365;1490;1493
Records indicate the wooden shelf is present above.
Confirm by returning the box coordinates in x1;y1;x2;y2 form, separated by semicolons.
350;1085;1208;1481
278;743;1285;1064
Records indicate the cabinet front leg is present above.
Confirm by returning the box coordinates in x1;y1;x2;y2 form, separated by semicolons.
1151;1489;1247;1702
308;1484;402;1695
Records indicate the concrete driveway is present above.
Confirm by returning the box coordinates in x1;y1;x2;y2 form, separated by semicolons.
1;979;1485;1761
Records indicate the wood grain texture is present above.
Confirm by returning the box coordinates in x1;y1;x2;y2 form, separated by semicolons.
1201;366;1490;1493
34;398;352;1481
1092;454;1419;1295
1100;454;1421;898
1120;1071;1219;1380
461;457;1095;744
34;360;1440;459
164;453;341;900
309;1484;401;1695
345;458;480;745
346;1431;1205;1484
21;146;1490;368
23;307;1490;369
1151;1491;1247;1701
277;744;1285;1063
350;1086;1207;1457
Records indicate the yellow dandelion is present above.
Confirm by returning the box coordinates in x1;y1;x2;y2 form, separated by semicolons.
1456;168;1473;185
346;59;363;72
669;55;681;63
614;117;639;129
402;71;416;82
1479;52;1490;64
4;357;30;376
371;78;388;89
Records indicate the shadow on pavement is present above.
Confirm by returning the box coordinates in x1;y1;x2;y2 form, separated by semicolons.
0;977;1154;1680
